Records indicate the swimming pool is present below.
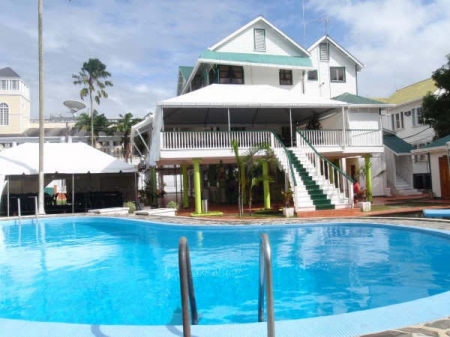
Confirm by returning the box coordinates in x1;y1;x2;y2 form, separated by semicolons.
1;216;450;328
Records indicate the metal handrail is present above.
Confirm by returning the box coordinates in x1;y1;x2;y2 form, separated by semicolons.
258;233;275;337
178;237;198;337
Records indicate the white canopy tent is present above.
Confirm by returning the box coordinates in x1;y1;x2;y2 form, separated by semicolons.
0;143;137;216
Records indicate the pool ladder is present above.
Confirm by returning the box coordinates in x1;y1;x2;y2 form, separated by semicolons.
178;237;198;337
178;234;275;337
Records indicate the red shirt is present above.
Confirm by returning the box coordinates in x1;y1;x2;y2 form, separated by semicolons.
354;182;361;194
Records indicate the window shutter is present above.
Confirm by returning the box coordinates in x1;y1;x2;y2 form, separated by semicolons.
391;114;395;130
254;29;266;51
319;43;329;61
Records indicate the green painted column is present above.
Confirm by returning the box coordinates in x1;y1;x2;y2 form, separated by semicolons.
181;164;189;209
364;155;372;202
263;160;271;209
193;159;202;214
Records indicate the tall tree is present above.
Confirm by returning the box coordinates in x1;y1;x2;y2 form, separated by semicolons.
422;54;450;139
115;112;143;162
72;58;113;146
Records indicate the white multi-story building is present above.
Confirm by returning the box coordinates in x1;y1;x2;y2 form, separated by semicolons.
135;16;390;214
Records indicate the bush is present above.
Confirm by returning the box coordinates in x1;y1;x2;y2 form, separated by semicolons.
167;201;178;210
123;201;136;214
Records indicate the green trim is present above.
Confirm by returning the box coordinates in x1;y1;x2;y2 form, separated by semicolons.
333;92;388;105
199;50;312;68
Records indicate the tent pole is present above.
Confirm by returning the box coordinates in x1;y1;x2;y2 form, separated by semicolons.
72;174;75;214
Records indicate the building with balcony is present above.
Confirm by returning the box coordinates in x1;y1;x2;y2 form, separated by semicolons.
135;16;391;214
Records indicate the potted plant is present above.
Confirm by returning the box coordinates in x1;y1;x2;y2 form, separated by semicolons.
281;188;295;217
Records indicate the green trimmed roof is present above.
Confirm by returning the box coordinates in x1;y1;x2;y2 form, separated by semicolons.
385;78;437;104
179;66;194;80
422;134;450;149
333;92;387;105
199;50;313;68
383;134;414;154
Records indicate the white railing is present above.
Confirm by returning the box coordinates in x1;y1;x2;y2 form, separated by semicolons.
296;131;354;206
161;131;272;150
296;129;381;148
270;134;297;187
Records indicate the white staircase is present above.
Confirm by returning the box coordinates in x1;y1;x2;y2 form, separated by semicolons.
394;175;422;196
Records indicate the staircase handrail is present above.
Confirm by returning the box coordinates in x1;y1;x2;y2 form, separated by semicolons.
296;130;354;203
269;132;297;187
178;237;198;337
258;233;275;337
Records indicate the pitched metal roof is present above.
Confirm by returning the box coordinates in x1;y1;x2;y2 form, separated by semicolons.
333;92;388;105
385;78;437;104
308;35;364;71
179;66;193;80
383;134;414;155
422;134;450;149
199;50;312;69
0;67;20;78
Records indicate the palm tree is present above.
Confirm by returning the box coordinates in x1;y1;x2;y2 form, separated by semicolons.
115;112;143;162
72;58;113;147
74;110;112;144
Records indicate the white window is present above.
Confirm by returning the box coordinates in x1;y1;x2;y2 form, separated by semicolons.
0;103;9;126
330;67;345;82
254;28;266;51
0;80;7;90
10;80;19;90
392;112;404;130
319;43;329;61
412;107;423;126
413;143;429;162
307;70;318;81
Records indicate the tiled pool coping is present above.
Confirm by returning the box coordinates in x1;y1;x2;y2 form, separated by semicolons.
1;215;450;337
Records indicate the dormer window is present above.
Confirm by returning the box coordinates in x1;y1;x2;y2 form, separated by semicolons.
254;28;266;52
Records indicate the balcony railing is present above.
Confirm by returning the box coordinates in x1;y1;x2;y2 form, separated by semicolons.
296;129;382;148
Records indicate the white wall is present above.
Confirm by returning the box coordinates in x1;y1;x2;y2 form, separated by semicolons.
215;21;306;57
347;108;380;129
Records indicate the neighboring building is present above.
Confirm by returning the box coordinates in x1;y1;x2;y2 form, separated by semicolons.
135;16;390;213
0;67;31;135
412;135;450;199
381;78;438;193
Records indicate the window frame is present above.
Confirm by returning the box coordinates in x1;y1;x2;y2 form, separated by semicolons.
330;67;346;82
0;102;9;126
279;69;293;86
307;70;318;81
218;65;244;84
254;28;266;52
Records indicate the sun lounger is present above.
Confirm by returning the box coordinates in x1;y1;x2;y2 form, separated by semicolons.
423;209;450;219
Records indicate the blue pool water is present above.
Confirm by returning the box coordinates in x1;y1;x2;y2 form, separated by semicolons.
1;217;450;326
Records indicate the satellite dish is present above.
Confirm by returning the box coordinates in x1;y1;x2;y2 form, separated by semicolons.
63;100;86;115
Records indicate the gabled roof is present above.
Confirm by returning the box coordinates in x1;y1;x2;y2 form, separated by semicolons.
333;92;394;107
383;134;414;155
308;35;364;71
199;50;312;69
385;78;438;104
179;66;194;80
210;16;310;56
412;134;450;154
0;67;20;78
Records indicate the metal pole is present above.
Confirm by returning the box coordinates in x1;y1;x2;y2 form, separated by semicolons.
72;174;75;213
38;0;46;215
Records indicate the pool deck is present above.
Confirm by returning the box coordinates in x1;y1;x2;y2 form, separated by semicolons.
2;193;450;337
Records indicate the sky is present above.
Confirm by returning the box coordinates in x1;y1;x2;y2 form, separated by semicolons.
1;0;449;119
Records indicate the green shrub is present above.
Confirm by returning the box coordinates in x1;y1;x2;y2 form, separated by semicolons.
167;201;178;210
